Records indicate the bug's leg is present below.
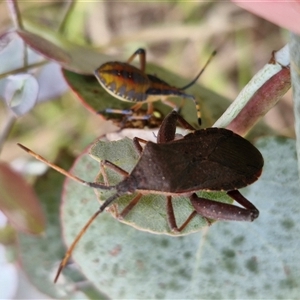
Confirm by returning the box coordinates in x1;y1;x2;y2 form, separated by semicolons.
100;156;145;220
160;97;202;126
97;87;143;118
101;139;145;220
119;103;152;124
159;97;185;115
166;196;178;231
157;110;196;143
130;102;143;111
189;191;259;222
166;196;208;232
127;103;151;121
157;111;179;143
132;137;148;154
177;211;206;231
227;190;259;219
118;193;143;219
147;102;154;115
161;98;179;111
101;160;130;176
99;160;128;216
124;102;153;121
188;96;202;125
100;160;129;186
126;48;146;72
97;141;145;187
157;51;217;126
164;95;201;125
99;108;133;116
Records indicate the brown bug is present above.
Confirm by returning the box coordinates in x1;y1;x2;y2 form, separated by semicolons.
94;48;216;124
18;111;263;282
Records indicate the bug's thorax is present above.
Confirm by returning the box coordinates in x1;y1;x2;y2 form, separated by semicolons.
116;175;138;195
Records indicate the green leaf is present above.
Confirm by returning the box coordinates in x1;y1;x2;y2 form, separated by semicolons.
17;30;71;64
0;162;45;234
60;136;300;298
22;20;118;74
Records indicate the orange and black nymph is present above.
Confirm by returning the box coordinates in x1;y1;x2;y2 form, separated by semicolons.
95;48;216;124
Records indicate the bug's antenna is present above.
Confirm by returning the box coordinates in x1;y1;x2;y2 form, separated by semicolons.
17;143;124;282
54;192;120;282
179;50;217;91
17;143;114;191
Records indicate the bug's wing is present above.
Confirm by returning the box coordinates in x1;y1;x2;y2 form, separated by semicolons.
170;129;263;192
131;129;263;194
171;158;257;192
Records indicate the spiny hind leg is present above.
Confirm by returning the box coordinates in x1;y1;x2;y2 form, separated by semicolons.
166;196;209;233
190;191;259;222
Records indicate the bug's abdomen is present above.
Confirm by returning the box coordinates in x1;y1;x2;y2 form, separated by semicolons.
146;74;192;98
95;62;150;102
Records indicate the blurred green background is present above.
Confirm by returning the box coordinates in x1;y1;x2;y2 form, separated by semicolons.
0;1;293;164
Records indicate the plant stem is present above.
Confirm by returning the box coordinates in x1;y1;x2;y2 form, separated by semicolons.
6;0;23;30
57;0;77;33
0;111;17;156
0;61;48;80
